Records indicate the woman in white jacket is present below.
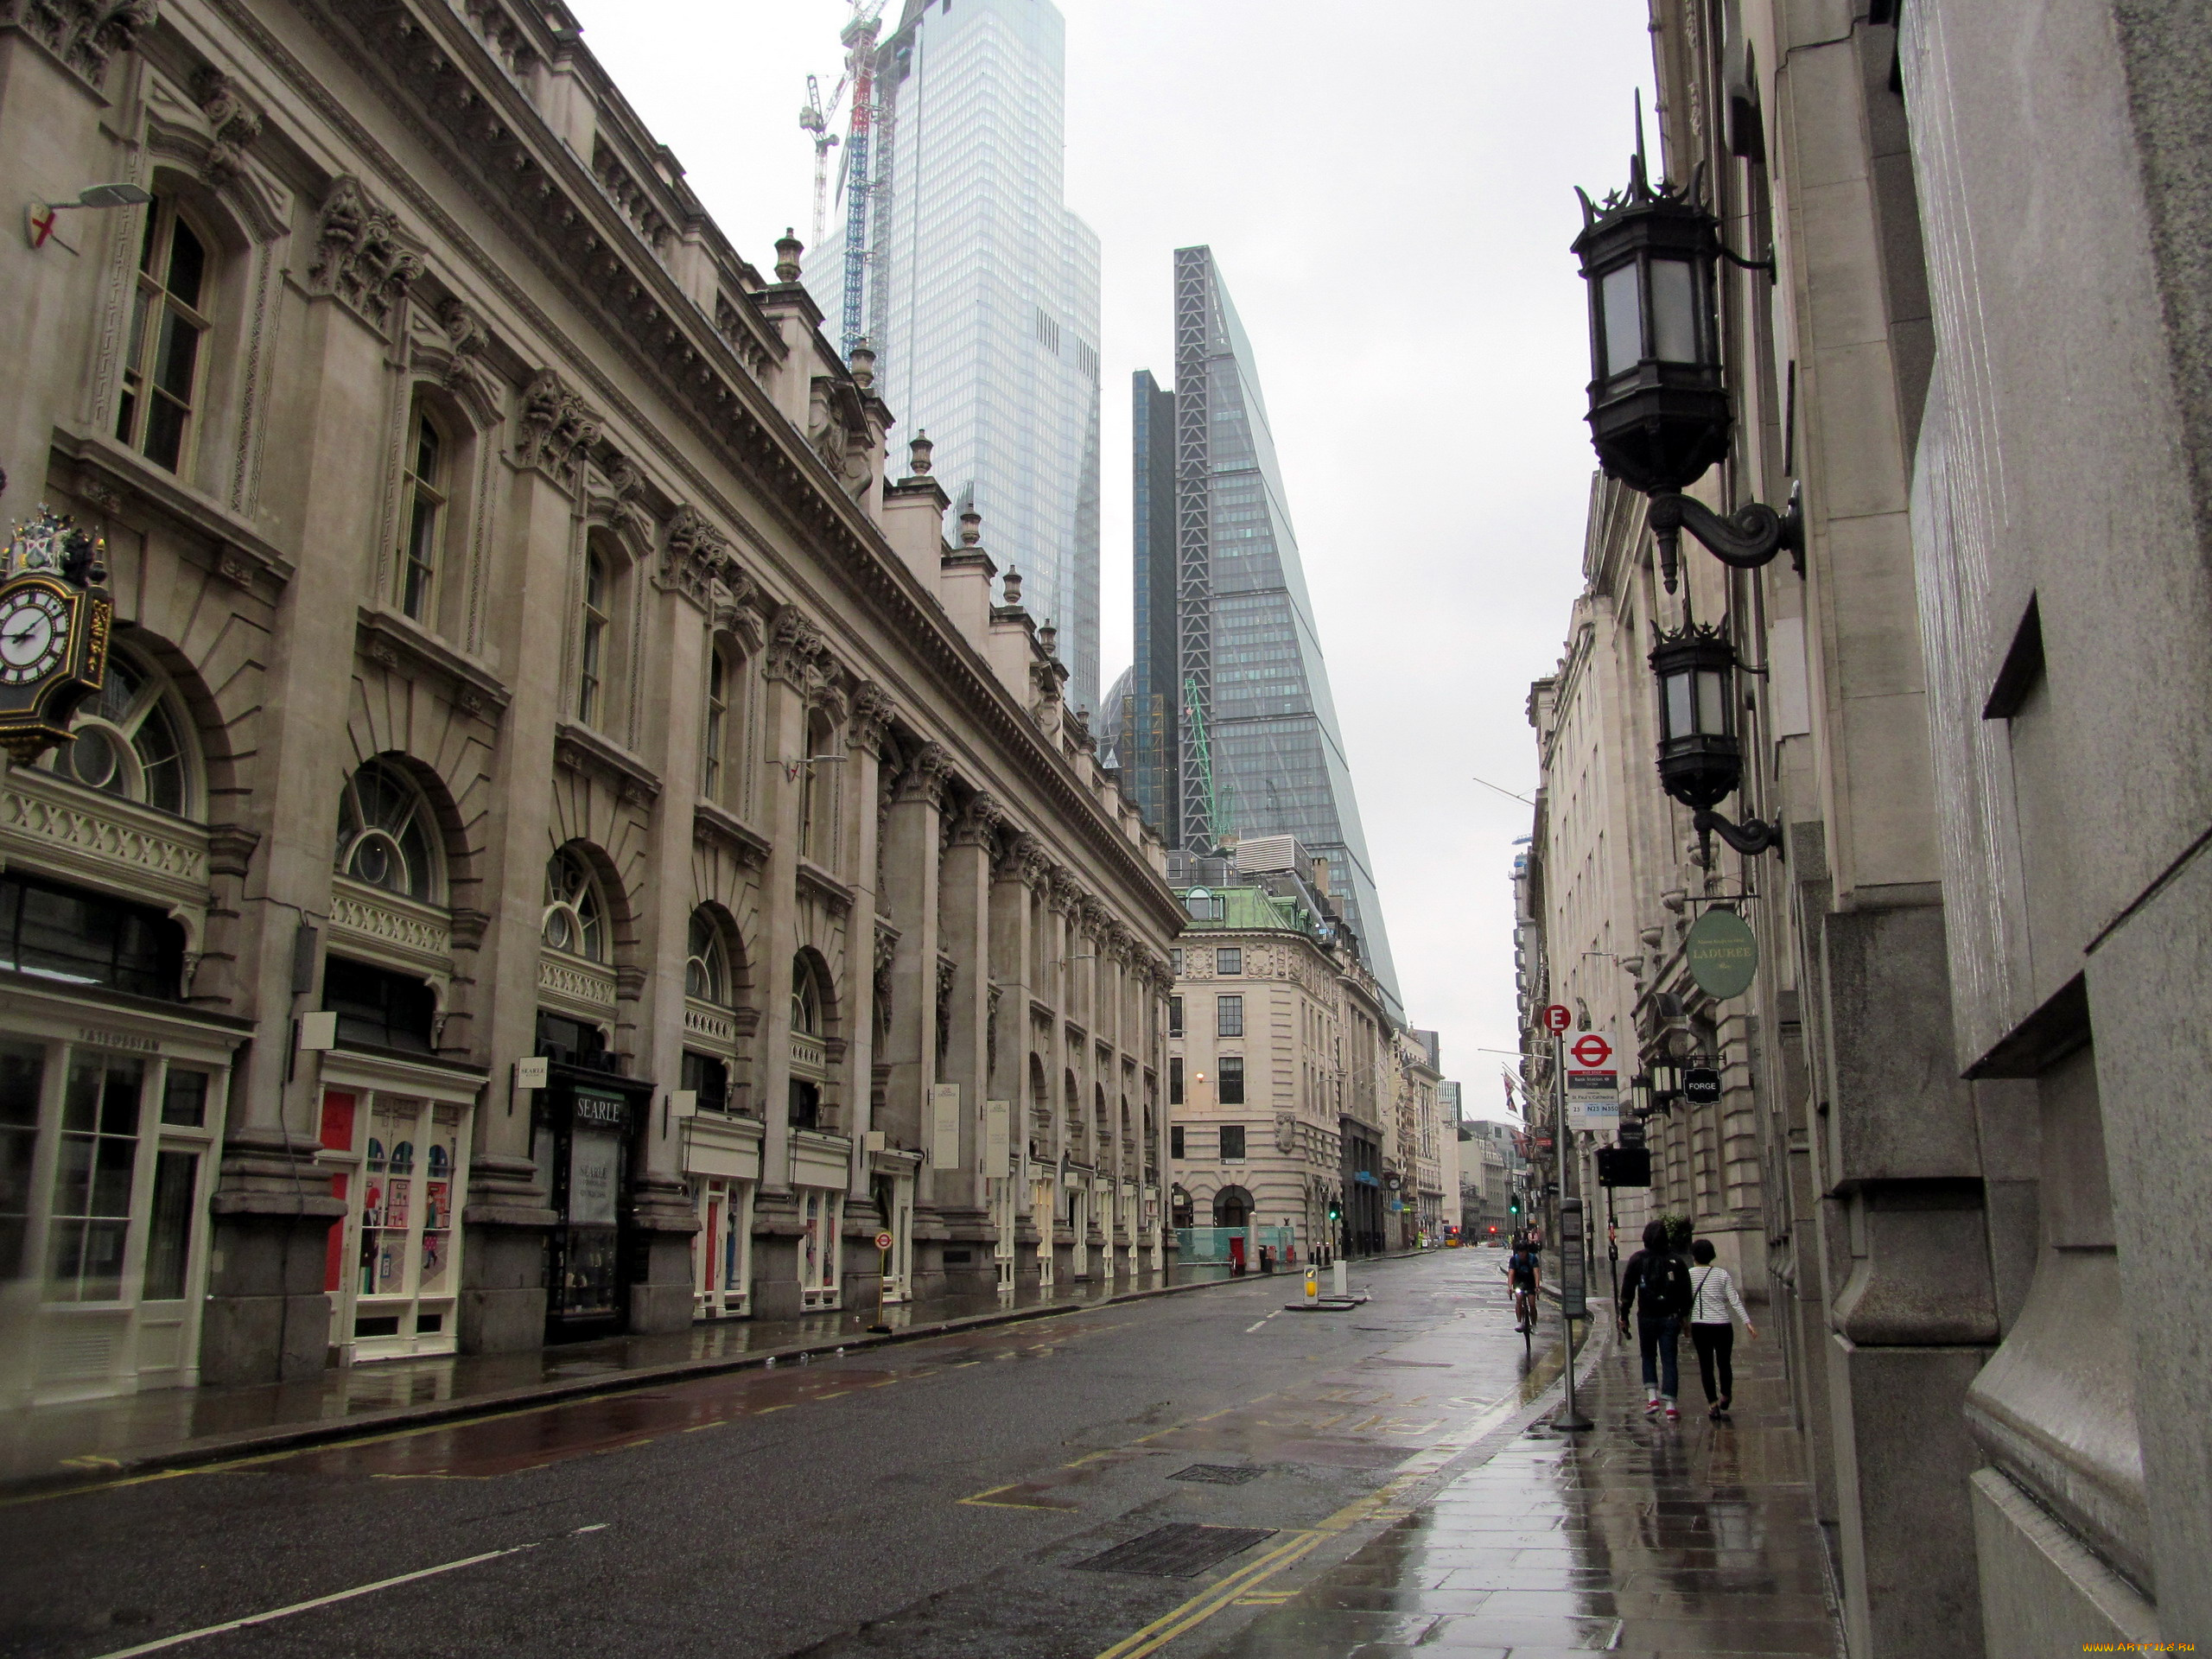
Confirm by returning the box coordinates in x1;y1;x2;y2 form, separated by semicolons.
1688;1237;1757;1420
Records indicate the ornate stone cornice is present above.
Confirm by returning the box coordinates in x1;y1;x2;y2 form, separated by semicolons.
692;799;769;869
306;174;424;329
896;741;953;808
516;368;601;482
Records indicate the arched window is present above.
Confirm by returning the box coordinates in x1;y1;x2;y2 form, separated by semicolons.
542;849;605;960
45;647;196;817
791;953;823;1036
334;760;440;903
687;910;730;1006
798;710;837;864
397;404;447;621
577;550;609;726
702;646;728;804
117;199;211;474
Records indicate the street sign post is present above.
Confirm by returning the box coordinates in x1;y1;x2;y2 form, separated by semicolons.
868;1230;896;1333
1555;1198;1592;1432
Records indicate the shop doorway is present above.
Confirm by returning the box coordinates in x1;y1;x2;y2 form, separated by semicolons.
532;1062;653;1340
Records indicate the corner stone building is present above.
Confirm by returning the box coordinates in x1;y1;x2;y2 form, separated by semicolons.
0;0;1179;1404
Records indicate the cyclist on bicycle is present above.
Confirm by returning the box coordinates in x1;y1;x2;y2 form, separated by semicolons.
1504;1233;1541;1332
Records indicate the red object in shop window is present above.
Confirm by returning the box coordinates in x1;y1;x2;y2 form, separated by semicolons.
321;1092;356;1294
325;1172;349;1294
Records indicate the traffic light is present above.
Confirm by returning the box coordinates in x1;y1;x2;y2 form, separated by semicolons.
1327;1198;1342;1224
1509;1193;1522;1217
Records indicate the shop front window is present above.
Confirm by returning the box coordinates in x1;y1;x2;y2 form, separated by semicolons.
0;874;183;999
0;1039;41;1277
799;1189;842;1308
48;1055;143;1303
321;1090;465;1353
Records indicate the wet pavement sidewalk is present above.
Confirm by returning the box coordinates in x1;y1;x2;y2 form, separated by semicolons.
0;1261;1273;1495
1203;1318;1843;1657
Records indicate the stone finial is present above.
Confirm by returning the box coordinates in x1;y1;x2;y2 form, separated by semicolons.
849;338;875;390
1038;620;1058;657
774;228;803;283
1001;567;1022;606
958;507;982;547
908;429;933;476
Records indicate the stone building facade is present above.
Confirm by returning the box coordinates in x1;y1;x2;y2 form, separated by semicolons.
1163;853;1387;1262
1521;0;2212;1652
0;0;1179;1407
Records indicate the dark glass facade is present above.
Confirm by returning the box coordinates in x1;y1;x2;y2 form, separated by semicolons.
1130;248;1403;1015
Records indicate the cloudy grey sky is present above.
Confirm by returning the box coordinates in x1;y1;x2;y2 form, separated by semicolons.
567;0;1655;1122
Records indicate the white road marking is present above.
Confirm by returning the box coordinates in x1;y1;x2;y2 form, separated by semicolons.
85;1525;606;1658
1244;1312;1281;1333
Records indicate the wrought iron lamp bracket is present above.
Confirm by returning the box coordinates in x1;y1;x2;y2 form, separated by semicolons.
1693;807;1784;861
1649;482;1803;594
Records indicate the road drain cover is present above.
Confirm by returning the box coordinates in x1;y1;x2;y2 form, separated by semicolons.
1072;1523;1277;1577
1168;1463;1266;1485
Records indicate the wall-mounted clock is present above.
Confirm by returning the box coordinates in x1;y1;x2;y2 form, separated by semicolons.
0;507;111;763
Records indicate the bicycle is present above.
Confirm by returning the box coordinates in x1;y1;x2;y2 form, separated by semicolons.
1514;1284;1538;1351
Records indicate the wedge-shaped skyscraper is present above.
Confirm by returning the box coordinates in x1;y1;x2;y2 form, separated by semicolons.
1123;247;1402;1014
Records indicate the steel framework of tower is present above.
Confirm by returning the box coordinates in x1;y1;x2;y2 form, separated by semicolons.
1173;248;1214;854
836;7;881;359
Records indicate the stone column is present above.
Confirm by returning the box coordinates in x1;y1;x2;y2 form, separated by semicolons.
837;683;893;1306
201;277;395;1383
622;507;723;1335
445;374;596;1358
880;740;950;1274
935;790;1001;1293
747;608;823;1317
989;836;1046;1285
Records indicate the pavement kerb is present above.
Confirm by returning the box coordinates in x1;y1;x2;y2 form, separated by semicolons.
6;1259;1431;1502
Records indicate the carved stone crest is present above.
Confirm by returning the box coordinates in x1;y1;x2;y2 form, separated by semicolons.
194;69;263;189
765;607;833;690
897;741;954;808
10;0;156;84
307;175;424;328
949;790;1005;849
849;680;896;757
436;297;499;420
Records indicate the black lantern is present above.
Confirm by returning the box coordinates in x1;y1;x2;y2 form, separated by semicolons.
1649;620;1782;857
1573;154;1730;499
1649;1059;1681;1106
1574;152;1800;593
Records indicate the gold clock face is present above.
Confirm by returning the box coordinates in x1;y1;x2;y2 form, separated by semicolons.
0;589;71;685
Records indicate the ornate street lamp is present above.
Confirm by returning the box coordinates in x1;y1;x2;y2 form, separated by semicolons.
1649;620;1782;856
1574;149;1799;594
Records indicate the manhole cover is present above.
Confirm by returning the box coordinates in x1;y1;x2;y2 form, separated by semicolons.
1167;1463;1266;1485
1071;1523;1277;1578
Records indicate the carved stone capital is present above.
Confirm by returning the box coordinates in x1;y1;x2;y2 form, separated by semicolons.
894;741;954;809
849;681;897;757
949;790;1005;849
765;606;830;690
658;503;727;608
10;0;157;84
306;175;423;329
516;369;601;482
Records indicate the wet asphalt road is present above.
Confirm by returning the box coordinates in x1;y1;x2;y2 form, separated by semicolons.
0;1249;1567;1659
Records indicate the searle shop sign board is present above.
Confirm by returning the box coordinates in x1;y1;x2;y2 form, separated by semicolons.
1685;907;1758;999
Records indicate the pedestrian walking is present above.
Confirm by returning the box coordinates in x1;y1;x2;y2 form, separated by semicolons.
1617;1217;1694;1421
1688;1237;1757;1420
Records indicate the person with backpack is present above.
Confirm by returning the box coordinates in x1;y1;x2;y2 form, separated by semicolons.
1688;1236;1757;1420
1617;1217;1693;1420
1503;1232;1541;1332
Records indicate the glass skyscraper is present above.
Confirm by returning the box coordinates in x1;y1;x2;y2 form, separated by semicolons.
1126;247;1402;1014
805;0;1103;709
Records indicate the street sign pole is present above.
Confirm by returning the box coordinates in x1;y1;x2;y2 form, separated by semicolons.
869;1229;895;1333
1554;1029;1593;1433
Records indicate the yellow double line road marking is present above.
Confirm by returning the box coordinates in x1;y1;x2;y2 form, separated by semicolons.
1091;1389;1525;1659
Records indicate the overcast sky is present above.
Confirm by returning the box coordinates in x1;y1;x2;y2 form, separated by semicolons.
566;0;1655;1122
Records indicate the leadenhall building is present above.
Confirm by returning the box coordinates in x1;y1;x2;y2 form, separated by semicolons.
0;0;1179;1404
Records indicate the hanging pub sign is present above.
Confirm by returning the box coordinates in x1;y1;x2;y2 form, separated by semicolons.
0;507;111;762
1684;906;1758;999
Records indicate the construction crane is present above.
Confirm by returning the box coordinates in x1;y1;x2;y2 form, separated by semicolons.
798;73;844;251
836;0;888;360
